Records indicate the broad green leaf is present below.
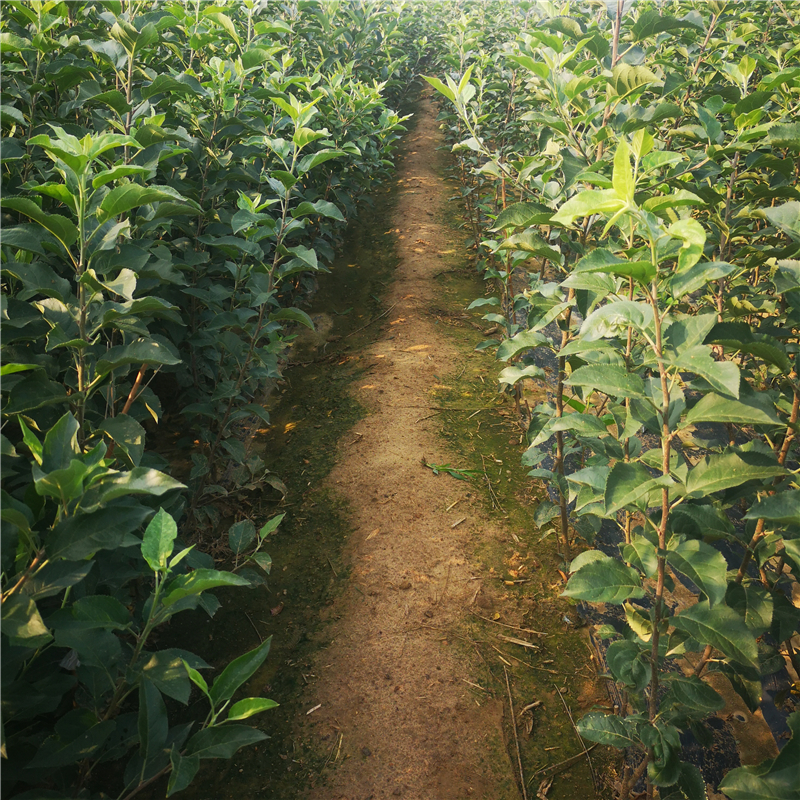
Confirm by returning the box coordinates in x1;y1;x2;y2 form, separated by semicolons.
727;583;773;641
2;196;78;251
621;534;658;578
551;189;625;227
666;537;728;606
766;123;800;151
422;75;455;102
209;637;273;706
41;412;80;473
79;468;184;512
684;393;781;428
581;301;653;341
660;762;707;800
167;749;200;797
566;365;645;398
605;461;667;515
98;414;145;467
95;338;180;376
607;639;651;691
669;346;740;398
142;649;209;705
686;450;785;497
297;149;346;174
96;184;196;224
27;714;115;769
745;490;800;524
669;260;737;300
48;502;152;560
576;712;640;748
226;697;279;721
612;139;634;202
161;569;250;607
631;10;700;41
1;595;52;647
184;725;267;760
575;249;654;283
672;601;758;669
228;520;256;554
141;509;178;573
610;63;660;96
563;554;644;603
491;201;553;230
496;330;549;361
765;201;800;243
270;307;314;330
259;513;284;538
138;679;168;776
718;711;800;800
498;364;545;386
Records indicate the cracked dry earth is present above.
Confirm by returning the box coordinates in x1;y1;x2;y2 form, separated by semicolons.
303;93;516;799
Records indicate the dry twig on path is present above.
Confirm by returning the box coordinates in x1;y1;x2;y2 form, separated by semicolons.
504;666;529;800
554;683;598;790
342;301;399;339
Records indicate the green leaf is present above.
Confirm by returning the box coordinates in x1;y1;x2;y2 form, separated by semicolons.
270;307;315;330
142;649;209;705
669;260;737;300
161;569;250;607
259;513;285;539
422;75;455;103
607;639;651;691
622;534;659;578
138;679;168;776
660;762;708;800
226;697;279;721
576;712;639;748
765;201;800;243
96;184;196;224
672;601;758;669
297;149;346;174
167;749;200;797
141;508;178;573
605;461;667;515
41;412;80;473
575;249;655;284
610;63;660;97
684;393;781;428
563;554;644;603
496;330;550;361
98;414;146;467
745;490;800;524
551;189;625;228
79;467;184;511
1;595;52;647
228;520;256;555
498;364;545;386
766;123;800;151
726;583;773;637
666;537;728;606
669;346;740;397
581;301;654;340
491;202;553;230
27;713;115;769
95;338;181;376
686;449;785;498
92;164;150;189
209;637;273;706
612;139;634;202
184;725;267;760
718;711;800;800
631;10;700;41
566;365;645;398
48;501;151;560
2;196;78;251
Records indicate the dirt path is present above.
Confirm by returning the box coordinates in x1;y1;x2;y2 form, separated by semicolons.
303;93;516;799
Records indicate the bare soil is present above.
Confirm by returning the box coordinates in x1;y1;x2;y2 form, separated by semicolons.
302;92;517;800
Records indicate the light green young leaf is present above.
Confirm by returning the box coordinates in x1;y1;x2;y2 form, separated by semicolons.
141;508;178;573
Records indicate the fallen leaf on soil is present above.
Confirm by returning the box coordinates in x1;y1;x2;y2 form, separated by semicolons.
366;528;380;540
270;603;284;616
